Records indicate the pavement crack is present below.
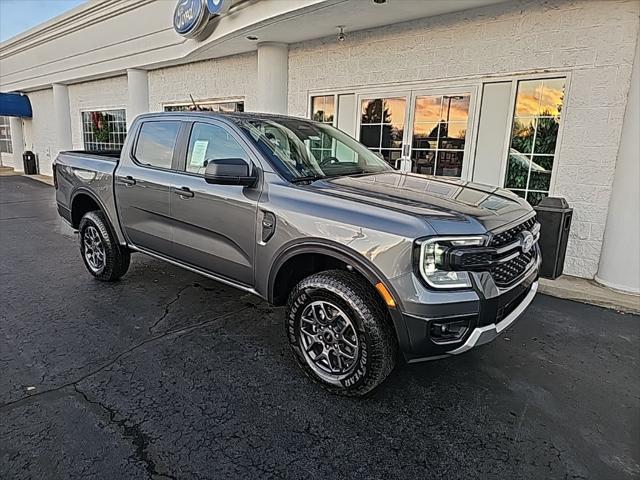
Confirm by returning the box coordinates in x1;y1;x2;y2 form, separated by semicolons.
0;304;255;412
149;284;194;334
72;384;177;480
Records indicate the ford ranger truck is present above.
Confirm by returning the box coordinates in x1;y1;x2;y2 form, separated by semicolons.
53;112;541;396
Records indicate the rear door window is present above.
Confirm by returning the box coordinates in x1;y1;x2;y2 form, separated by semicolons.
134;121;181;169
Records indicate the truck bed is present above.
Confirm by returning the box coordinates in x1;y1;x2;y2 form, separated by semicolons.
53;150;122;241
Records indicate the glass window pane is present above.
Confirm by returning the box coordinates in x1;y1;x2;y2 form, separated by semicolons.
135;121;181;169
379;149;401;166
528;155;554;191
505;153;529;189
539;79;565;117
511;118;536;154
512;189;527;199
412;122;439;149
505;77;564;201
360;125;381;148
436;150;463;177
443;95;470;121
312;95;334;123
323;96;335;123
533;116;560;154
526;191;548;206
414;96;442;122
515;80;542;117
381;123;404;149
82;109;127;152
412;150;435;175
361;99;383;124
384;98;406;125
439;122;466;150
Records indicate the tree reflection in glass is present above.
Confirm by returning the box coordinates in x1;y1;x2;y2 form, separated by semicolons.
506;78;565;205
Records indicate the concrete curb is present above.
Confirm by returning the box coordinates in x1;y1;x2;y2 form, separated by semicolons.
539;276;640;315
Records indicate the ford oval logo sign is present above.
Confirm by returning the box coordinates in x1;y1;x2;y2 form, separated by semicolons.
519;230;535;254
207;0;230;15
173;0;209;38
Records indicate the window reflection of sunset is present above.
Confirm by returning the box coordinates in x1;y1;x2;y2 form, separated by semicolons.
516;80;564;117
384;98;406;124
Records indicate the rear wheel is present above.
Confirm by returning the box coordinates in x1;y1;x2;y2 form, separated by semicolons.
286;270;397;396
79;210;130;281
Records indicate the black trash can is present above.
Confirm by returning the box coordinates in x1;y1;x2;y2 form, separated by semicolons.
22;151;38;175
534;197;573;280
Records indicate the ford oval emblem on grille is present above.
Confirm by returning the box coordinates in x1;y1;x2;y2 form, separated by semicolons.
519;231;535;253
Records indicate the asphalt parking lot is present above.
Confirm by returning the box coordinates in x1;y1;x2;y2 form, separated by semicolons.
1;175;638;480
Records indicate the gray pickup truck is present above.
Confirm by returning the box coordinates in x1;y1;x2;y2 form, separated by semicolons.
54;112;540;396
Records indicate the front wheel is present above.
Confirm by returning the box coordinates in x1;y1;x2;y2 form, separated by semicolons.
79;210;130;281
285;270;397;396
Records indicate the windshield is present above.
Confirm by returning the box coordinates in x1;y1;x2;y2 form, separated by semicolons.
232;117;392;181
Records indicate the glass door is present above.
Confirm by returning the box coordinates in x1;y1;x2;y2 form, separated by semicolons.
356;88;475;178
357;93;410;168
408;91;473;178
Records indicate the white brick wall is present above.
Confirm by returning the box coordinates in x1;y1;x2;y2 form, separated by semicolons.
288;0;639;279
68;75;128;150
22;88;55;176
148;53;258;112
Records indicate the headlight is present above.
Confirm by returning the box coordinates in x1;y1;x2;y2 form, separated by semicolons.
418;236;486;289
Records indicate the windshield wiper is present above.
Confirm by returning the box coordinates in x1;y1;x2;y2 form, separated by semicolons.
290;174;326;184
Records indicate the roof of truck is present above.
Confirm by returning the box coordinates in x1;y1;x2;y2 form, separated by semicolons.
135;111;316;123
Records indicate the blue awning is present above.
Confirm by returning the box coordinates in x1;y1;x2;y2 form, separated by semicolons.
0;92;33;118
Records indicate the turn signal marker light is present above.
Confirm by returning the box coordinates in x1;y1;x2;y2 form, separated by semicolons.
375;282;396;308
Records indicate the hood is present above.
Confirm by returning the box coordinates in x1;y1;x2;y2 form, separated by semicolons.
303;171;533;234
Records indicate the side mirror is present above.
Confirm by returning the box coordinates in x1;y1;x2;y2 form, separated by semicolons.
204;158;257;186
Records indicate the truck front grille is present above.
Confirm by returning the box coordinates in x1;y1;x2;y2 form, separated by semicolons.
490;250;535;287
489;216;537;248
488;215;538;287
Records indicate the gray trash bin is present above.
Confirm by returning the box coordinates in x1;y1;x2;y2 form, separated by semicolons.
534;197;573;279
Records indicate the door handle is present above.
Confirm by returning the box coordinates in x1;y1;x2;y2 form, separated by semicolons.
174;187;194;198
120;175;136;186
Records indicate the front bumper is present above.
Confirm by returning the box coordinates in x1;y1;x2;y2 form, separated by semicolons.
446;280;538;355
390;246;540;363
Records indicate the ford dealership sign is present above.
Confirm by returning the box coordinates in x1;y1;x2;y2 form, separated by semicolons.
173;0;207;38
173;0;229;39
206;0;230;16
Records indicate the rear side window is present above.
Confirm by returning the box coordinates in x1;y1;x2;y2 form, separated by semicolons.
134;121;181;169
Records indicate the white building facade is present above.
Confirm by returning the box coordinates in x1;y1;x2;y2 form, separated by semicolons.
0;0;638;291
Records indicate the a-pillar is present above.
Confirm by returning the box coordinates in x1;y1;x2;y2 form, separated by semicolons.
256;42;288;114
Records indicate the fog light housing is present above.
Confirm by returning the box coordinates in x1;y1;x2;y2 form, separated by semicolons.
429;317;471;343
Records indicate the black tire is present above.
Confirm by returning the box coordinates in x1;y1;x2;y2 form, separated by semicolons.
285;269;397;396
78;210;130;281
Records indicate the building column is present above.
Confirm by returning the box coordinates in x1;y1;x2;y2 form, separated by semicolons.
9;117;25;169
595;37;640;294
52;83;73;152
127;68;149;128
256;42;288;114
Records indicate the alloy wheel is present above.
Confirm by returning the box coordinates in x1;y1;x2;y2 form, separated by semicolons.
299;300;360;382
83;225;105;272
